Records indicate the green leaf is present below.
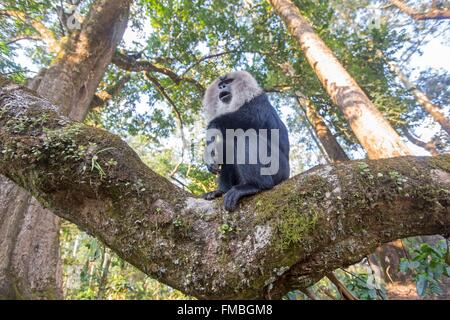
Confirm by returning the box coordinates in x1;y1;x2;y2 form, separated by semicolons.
416;275;428;297
399;260;409;273
410;261;420;269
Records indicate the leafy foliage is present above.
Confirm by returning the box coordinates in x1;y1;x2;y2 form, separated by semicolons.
400;240;450;297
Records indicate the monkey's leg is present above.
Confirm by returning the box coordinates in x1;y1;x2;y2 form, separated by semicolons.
223;184;263;211
202;165;236;200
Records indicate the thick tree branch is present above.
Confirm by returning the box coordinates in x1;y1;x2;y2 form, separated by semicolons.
112;51;205;93
0;9;61;53
90;73;131;110
0;81;449;299
389;0;450;20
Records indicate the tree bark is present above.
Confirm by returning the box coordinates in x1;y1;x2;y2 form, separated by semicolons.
295;103;332;162
0;178;62;299
269;0;412;159
0;0;131;299
295;94;362;298
0;82;448;299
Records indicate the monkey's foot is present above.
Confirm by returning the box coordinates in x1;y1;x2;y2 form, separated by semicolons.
224;189;241;211
223;185;262;211
202;190;224;200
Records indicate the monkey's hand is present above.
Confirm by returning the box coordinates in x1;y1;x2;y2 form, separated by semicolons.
206;163;221;174
202;190;224;200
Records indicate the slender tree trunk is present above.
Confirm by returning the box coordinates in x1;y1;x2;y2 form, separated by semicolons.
296;94;349;161
385;58;450;135
97;250;111;300
389;0;450;21
297;107;331;163
0;0;131;299
269;0;411;159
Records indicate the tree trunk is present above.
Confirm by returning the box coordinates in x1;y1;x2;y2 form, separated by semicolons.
296;103;332;162
0;178;62;299
0;83;449;299
269;0;411;159
295;94;349;161
0;0;131;299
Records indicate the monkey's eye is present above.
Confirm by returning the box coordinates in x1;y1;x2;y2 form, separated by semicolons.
224;78;234;84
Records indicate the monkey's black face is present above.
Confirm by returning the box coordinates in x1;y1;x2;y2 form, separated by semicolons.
218;76;234;104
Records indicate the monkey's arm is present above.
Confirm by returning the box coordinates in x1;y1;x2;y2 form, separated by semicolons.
204;122;223;174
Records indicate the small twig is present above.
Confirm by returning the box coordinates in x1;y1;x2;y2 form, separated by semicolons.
145;72;188;177
6;36;42;45
300;288;317;300
366;259;386;300
169;176;193;192
181;50;239;77
326;272;358;300
318;286;338;300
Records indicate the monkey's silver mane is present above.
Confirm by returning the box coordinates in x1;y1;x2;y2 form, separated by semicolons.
203;71;263;123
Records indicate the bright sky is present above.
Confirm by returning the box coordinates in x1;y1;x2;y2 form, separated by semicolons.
408;38;450;77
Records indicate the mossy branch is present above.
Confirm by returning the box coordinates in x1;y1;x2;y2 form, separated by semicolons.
0;81;449;299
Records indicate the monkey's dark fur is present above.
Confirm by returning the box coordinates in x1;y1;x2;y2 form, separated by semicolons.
202;71;290;211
